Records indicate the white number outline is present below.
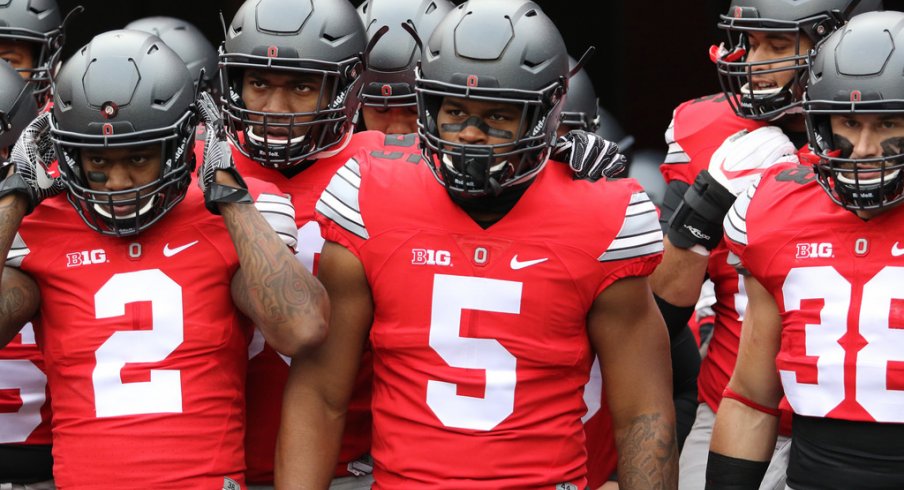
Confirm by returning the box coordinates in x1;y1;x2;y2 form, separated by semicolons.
0;323;47;442
425;274;520;431
92;269;184;417
780;266;904;422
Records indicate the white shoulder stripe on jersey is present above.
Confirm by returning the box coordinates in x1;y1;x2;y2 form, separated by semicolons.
6;232;28;268
723;177;759;247
599;191;664;262
663;115;690;165
255;193;298;249
315;158;369;240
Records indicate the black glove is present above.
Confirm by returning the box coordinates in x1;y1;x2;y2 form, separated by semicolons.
552;130;627;181
195;91;251;214
0;113;64;214
667;170;736;251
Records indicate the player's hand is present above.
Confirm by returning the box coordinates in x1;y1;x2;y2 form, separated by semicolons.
194;91;250;214
552;130;627;181
0;112;63;213
708;126;798;196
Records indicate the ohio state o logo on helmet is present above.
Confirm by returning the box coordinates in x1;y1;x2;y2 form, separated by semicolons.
102;123;113;136
381;84;392;97
267;46;278;58
466;75;478;87
850;90;862;102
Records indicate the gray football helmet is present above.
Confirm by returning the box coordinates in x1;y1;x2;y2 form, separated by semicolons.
51;30;196;237
714;0;882;121
125;16;218;94
805;10;904;211
416;0;569;198
357;0;453;110
559;59;634;159
0;0;63;106
0;60;37;151
220;0;366;169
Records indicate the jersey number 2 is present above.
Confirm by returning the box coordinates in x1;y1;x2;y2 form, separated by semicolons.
93;269;183;417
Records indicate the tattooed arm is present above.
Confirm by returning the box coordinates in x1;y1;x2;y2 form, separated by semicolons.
217;172;329;357
589;275;678;490
0;195;40;347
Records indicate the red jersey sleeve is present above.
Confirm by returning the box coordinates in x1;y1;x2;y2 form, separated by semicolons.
660;94;765;185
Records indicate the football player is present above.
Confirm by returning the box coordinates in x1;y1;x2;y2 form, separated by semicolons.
653;2;881;488
711;10;904;488
0;0;64;107
277;1;677;488
217;0;381;487
558;60;696;490
0;29;327;489
0;60;50;490
356;0;453;135
124;16;219;94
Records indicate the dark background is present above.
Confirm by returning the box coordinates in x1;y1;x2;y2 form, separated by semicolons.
55;0;904;154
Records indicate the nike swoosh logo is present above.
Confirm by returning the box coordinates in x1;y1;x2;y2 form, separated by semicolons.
510;255;548;270
893;242;904;257
719;163;767;180
163;240;199;257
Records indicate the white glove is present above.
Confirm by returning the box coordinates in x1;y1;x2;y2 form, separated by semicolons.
552;130;627;181
0;113;64;213
708;126;798;196
194;91;250;214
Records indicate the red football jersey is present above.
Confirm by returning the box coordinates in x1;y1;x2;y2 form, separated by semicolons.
0;322;52;446
316;153;663;488
660;94;775;413
725;163;904;423
7;179;295;489
582;357;617;488
236;131;406;482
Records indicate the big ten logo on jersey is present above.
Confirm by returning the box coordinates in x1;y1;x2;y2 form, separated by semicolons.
412;248;452;267
795;242;834;259
67;249;108;268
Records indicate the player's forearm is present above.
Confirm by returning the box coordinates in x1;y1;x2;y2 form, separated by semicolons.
0;195;37;346
221;201;328;356
710;398;779;462
275;367;346;489
613;406;678;490
650;239;709;306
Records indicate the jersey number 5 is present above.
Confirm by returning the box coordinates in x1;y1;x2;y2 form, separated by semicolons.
426;274;520;431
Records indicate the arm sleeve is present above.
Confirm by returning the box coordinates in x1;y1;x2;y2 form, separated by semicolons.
659;179;690;234
671;324;700;450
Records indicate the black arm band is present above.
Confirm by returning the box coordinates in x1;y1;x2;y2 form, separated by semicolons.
0;173;33;214
654;293;696;339
659;179;690;233
667;170;735;250
705;451;769;490
204;182;252;214
671;325;700;450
